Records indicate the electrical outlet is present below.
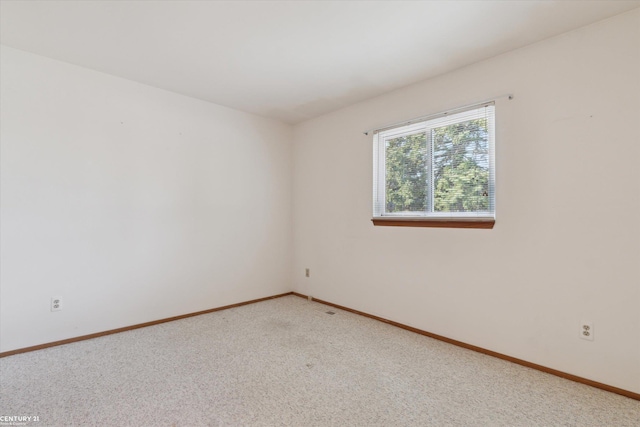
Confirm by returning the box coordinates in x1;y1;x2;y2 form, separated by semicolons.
305;268;310;277
51;297;63;312
308;295;312;302
580;320;593;341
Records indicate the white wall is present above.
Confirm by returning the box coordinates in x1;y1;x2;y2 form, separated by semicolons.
2;10;638;395
292;10;640;393
0;46;292;352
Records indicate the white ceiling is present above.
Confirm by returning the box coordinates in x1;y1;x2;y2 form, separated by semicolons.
1;1;639;124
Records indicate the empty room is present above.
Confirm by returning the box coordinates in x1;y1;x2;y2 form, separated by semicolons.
1;1;639;426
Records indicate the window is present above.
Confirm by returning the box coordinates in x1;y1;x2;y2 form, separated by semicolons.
372;103;495;228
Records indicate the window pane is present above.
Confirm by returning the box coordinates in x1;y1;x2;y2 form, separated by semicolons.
432;119;490;212
385;132;428;213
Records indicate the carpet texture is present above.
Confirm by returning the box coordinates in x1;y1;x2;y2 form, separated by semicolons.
1;295;638;426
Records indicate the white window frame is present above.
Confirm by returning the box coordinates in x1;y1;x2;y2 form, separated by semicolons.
372;103;495;226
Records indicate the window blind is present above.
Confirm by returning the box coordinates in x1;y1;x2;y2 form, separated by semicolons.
373;102;495;220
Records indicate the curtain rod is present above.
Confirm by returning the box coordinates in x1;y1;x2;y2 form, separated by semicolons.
363;93;513;135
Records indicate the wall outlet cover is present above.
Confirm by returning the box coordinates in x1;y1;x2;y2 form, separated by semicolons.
51;297;63;312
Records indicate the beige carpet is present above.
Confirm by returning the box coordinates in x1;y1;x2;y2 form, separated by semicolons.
1;295;638;426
